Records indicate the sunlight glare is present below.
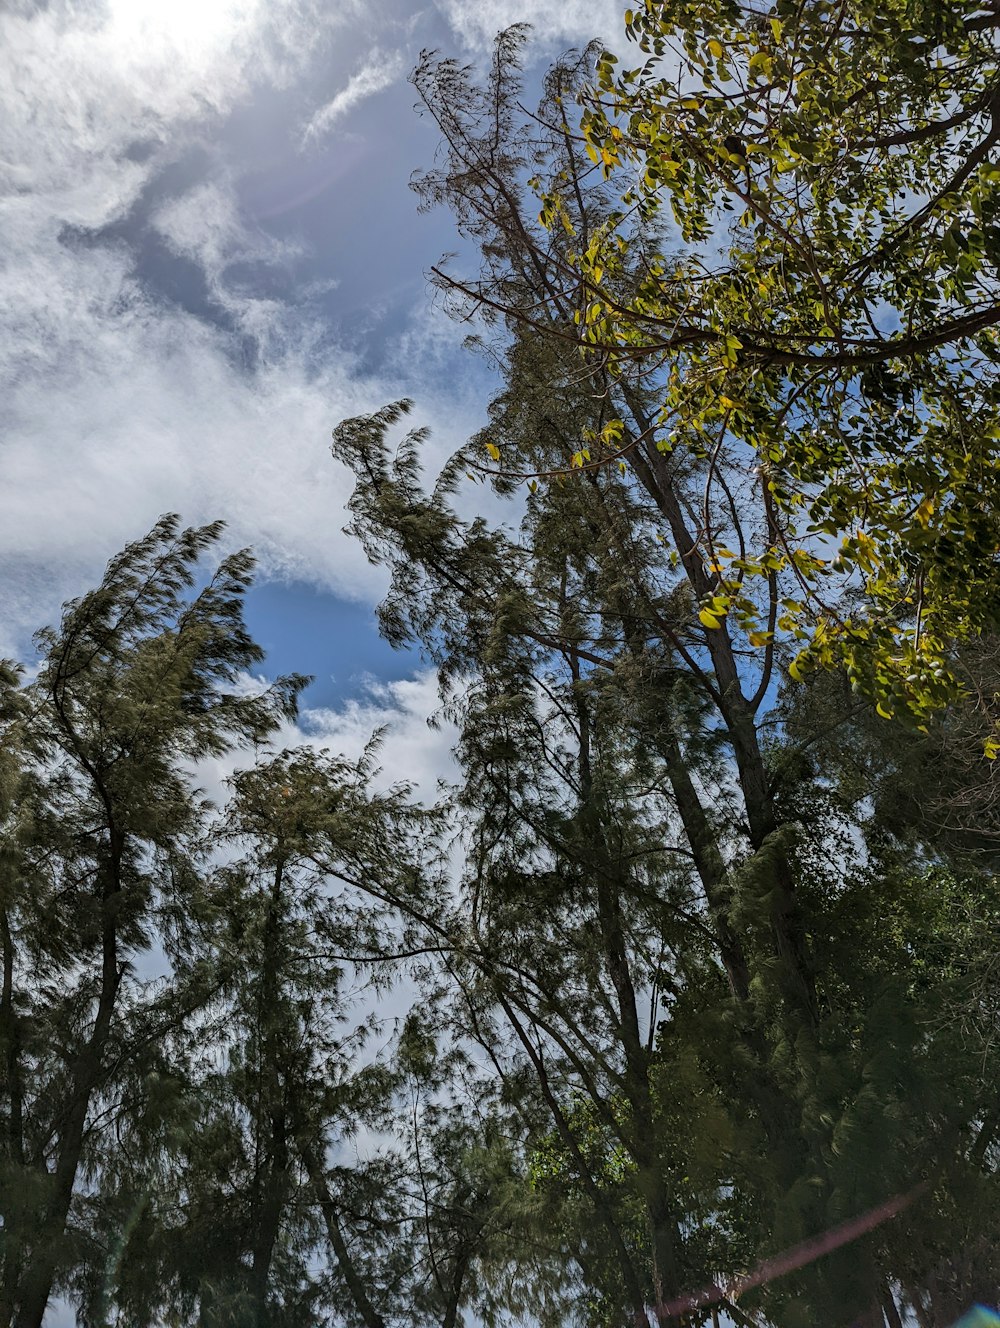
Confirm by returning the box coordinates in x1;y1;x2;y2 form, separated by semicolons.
105;0;259;60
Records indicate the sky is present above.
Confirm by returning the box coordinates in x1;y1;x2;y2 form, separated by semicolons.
1;0;631;790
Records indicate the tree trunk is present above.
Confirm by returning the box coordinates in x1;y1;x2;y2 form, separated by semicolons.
0;905;24;1328
302;1143;388;1328
247;860;292;1323
14;860;121;1328
572;673;683;1309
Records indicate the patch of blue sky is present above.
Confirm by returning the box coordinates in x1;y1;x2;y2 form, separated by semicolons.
243;577;419;710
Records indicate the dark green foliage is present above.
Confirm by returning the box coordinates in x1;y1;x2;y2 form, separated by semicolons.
329;371;1000;1326
2;452;998;1328
331;21;1000;1320
0;526;517;1328
0;517;305;1328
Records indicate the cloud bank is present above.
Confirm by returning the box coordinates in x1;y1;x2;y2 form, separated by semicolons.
0;0;625;667
0;0;478;657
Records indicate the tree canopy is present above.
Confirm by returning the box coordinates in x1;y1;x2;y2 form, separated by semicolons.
418;2;1000;726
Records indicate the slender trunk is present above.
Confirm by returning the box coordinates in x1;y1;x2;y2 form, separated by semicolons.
496;991;650;1325
0;904;24;1328
14;850;122;1328
656;727;752;1001
571;671;682;1309
248;1110;289;1323
622;390;818;1025
595;865;681;1312
441;1244;472;1328
302;1143;387;1328
612;399;828;1243
654;724;807;1179
0;907;24;1166
881;1287;904;1328
596;505;807;1175
970;1097;1000;1166
247;860;291;1322
907;1284;933;1328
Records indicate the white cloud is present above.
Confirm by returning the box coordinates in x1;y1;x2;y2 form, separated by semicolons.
434;0;628;52
302;48;406;144
194;670;460;812
0;0;623;670
153;181;299;280
150;178;310;347
298;673;460;802
0;0;488;659
0;0;335;207
0;239;381;645
0;252;492;657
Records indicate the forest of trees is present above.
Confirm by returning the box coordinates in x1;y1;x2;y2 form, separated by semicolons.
3;2;1000;1326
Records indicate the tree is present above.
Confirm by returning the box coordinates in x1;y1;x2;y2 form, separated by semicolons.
331;372;1000;1325
0;517;302;1328
70;735;521;1328
5;9;1000;1322
325;26;1000;1321
0;518;543;1328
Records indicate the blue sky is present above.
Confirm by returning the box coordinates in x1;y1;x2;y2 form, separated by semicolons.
1;0;631;757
